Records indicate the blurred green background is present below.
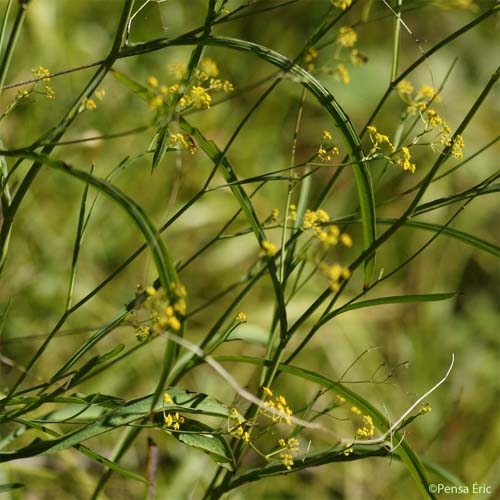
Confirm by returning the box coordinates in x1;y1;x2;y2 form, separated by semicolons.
0;1;498;498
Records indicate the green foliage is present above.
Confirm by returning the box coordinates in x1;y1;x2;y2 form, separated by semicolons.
0;0;498;498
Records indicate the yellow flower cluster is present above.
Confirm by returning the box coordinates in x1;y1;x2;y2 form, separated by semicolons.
168;132;197;154
164;411;184;431
16;89;30;100
132;283;187;342
318;130;340;162
229;408;250;443
396;79;441;116
367;125;395;153
32;66;55;99
426;109;464;159
235;312;247;323
367;125;417;174
261;386;293;425
304;47;318;72
420;403;432;414
280;452;294;470
301;208;352;249
394;146;416;174
78;93;103;112
355;414;375;439
146;58;233;112
336;27;357;48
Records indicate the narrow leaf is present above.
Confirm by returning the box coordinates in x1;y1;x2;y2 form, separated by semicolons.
111;68;154;102
326;292;457;322
0;483;24;492
151;124;170;172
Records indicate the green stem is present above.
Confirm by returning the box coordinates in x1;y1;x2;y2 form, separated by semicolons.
390;0;403;82
0;0;28;97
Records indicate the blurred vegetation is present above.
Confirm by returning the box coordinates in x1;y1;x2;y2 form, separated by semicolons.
0;1;498;499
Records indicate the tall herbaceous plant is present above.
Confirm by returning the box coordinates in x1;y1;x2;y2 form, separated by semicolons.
0;1;498;498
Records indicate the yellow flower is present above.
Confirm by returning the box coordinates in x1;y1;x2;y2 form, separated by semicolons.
396;80;414;96
169;62;187;80
335;64;350;85
148;95;164;109
222;80;234;93
147;75;159;88
420;403;432;413
263;386;273;397
323;130;333;140
417;85;441;102
190;85;212;109
351;406;362;415
260;240;277;257
340;233;353;247
167;316;181;332
82;97;97;110
304;47;318;71
395;146;416;173
201;57;219;78
164;393;173;404
331;0;352;9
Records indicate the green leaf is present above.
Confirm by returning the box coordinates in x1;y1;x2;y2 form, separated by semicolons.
324;292;457;323
111;68;155;102
421;457;464;487
226;323;269;345
215;355;436;500
379;218;500;257
166;418;234;471
227;444;388;490
151;124;170;172
0;483;24;492
0;388;231;462
12;417;147;484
